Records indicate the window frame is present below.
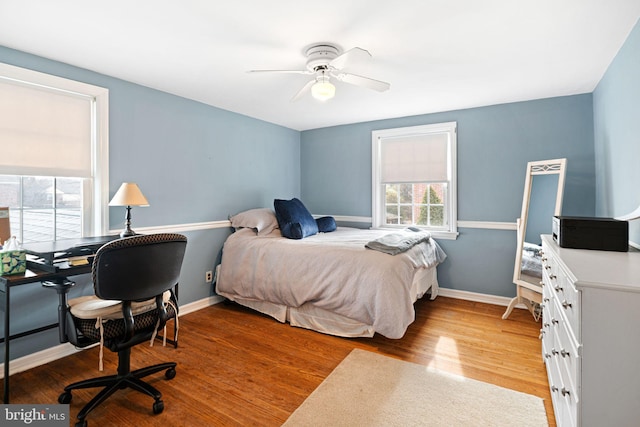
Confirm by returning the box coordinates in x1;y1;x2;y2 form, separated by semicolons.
0;62;109;239
372;122;458;240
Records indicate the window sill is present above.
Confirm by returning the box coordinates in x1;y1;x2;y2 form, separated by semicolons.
430;231;459;240
371;227;459;240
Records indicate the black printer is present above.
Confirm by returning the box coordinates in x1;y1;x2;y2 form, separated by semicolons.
552;216;629;252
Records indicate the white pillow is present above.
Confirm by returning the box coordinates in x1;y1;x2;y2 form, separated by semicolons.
70;290;171;320
229;208;278;236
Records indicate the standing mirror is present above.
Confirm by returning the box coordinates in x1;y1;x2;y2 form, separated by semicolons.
502;158;566;320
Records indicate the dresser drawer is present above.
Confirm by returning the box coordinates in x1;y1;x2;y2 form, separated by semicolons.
561;330;579;397
553;318;579;393
547;350;577;427
540;294;554;361
556;272;579;331
555;273;579;339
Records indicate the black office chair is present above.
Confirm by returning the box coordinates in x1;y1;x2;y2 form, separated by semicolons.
56;233;187;427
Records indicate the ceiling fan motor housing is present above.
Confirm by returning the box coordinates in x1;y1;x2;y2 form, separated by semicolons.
305;44;339;72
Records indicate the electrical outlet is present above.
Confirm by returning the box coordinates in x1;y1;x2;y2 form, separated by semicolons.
205;270;213;283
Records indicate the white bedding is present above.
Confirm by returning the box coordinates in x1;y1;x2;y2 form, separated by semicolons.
216;227;446;339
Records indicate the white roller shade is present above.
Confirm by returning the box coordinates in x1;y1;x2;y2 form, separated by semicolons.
0;79;92;177
380;132;449;183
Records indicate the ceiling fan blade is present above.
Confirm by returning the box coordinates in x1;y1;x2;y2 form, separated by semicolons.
329;47;371;70
247;69;312;75
334;72;390;92
291;79;316;102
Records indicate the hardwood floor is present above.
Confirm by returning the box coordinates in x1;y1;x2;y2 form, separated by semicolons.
8;296;554;426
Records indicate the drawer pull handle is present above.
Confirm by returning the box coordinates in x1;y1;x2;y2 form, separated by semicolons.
543;298;550;303
554;285;563;292
561;387;571;397
549;274;557;280
544;353;551;359
545;265;552;270
541;257;547;262
539;329;545;339
543;322;550;328
551;348;559;355
539;281;545;287
560;349;570;358
551;385;558;392
562;300;572;309
551;318;559;325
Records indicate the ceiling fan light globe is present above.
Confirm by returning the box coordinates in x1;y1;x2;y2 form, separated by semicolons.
311;80;336;101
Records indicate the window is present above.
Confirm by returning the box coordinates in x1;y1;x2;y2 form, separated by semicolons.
0;175;85;242
0;63;109;243
372;122;457;239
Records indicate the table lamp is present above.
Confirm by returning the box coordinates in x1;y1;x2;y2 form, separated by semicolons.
108;182;149;237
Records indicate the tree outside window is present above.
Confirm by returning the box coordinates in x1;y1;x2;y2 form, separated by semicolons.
385;183;446;228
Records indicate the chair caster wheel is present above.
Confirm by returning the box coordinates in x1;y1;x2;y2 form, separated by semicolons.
58;391;72;404
153;400;165;414
165;367;176;379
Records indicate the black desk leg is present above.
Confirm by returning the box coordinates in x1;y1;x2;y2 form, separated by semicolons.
3;281;10;403
1;278;75;404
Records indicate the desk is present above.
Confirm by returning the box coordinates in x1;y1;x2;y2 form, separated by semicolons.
0;234;119;404
0;262;92;403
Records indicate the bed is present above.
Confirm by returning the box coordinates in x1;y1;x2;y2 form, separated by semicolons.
215;205;447;339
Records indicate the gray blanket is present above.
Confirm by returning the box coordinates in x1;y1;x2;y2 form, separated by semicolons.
365;227;433;255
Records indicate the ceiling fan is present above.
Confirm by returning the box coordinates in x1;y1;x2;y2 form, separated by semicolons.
248;43;390;102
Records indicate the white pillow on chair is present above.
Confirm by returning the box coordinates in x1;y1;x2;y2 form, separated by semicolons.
69;290;172;320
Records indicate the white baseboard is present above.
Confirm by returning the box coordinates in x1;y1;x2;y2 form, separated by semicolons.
437;287;526;309
179;295;225;315
1;290;520;379
0;295;225;379
0;343;86;380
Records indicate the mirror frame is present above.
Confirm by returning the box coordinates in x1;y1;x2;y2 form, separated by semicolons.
502;158;566;320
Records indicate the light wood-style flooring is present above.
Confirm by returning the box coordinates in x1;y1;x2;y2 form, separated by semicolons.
8;296;554;426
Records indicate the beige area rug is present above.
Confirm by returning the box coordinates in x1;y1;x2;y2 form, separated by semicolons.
283;349;548;427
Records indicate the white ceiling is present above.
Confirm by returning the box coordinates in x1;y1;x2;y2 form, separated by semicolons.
1;1;639;131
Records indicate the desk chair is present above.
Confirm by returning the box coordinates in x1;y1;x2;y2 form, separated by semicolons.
56;233;187;427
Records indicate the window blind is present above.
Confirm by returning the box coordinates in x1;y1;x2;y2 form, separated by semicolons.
380;132;449;183
0;79;92;177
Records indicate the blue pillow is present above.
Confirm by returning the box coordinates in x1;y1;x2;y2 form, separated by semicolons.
316;216;337;233
274;198;318;239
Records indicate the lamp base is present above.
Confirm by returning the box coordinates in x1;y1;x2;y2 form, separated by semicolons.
119;229;136;238
119;205;136;238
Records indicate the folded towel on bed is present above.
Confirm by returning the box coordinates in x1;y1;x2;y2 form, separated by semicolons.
365;227;432;255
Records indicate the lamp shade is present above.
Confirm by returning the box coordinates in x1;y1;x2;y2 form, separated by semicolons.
108;183;149;207
311;80;335;101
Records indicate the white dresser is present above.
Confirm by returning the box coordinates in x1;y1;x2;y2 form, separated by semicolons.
540;234;640;426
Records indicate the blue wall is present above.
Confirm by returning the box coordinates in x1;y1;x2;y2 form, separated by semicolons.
7;20;638;360
0;45;300;360
300;95;595;296
593;19;640;244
